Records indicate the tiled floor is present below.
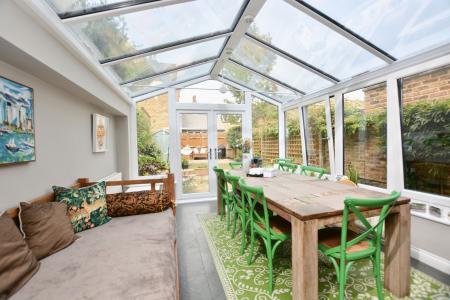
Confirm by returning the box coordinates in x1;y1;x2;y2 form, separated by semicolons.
177;200;450;300
177;201;226;300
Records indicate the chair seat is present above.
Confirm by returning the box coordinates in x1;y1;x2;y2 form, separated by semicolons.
256;215;291;235
318;227;372;253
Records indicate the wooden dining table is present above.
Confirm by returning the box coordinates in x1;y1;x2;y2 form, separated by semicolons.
219;170;411;299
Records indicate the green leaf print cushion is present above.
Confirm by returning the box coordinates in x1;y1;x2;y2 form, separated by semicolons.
53;181;111;233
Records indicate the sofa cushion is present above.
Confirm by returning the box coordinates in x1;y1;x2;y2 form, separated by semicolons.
12;209;176;300
19;202;76;260
0;215;40;299
106;190;171;217
53;181;111;233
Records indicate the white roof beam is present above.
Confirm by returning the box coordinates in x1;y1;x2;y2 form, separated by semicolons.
61;0;194;24
210;0;267;78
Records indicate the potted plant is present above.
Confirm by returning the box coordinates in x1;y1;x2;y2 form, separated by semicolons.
181;158;189;170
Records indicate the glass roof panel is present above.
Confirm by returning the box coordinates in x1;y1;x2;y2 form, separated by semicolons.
248;0;386;80
69;0;244;60
123;62;214;97
177;80;244;104
46;0;130;15
305;0;450;58
107;37;226;83
232;37;333;93
221;61;299;102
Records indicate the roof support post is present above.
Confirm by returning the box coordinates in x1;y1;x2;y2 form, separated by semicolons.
210;0;267;78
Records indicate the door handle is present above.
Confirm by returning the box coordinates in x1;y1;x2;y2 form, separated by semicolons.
215;148;218;159
209;148;212;159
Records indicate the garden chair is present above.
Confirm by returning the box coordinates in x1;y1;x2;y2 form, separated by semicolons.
213;166;233;230
300;164;326;179
229;161;243;169
318;191;401;300
239;178;291;293
224;172;249;251
279;162;298;173
274;158;293;170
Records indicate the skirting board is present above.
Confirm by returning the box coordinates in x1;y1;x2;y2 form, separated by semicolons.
411;246;450;275
176;197;217;205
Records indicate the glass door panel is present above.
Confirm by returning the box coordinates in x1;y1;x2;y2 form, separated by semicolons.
179;113;210;194
216;113;243;171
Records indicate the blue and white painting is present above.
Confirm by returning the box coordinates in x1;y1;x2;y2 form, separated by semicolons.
0;76;35;165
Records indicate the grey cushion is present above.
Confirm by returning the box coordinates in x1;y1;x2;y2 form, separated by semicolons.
12;209;177;300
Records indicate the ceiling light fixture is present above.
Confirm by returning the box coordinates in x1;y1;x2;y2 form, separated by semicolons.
219;83;228;94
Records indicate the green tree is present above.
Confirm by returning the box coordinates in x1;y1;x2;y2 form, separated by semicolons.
136;108;168;175
226;125;243;160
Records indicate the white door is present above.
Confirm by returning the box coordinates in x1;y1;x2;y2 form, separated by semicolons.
175;110;244;201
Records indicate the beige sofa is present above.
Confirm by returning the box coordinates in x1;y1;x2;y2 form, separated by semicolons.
6;175;178;300
12;210;176;300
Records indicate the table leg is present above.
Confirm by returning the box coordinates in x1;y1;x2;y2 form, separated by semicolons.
292;217;318;299
384;203;411;297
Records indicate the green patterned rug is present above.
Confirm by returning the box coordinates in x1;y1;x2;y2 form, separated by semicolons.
199;215;450;300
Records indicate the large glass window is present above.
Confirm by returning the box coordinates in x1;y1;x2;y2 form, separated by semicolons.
232;37;333;93
343;83;387;187
400;65;450;196
107;37;226;83
304;102;329;170
136;94;170;176
68;0;245;60
221;61;298;102
248;0;385;80
305;0;450;59
252;97;279;164
177;80;244;104
123;62;214;97
285;108;302;163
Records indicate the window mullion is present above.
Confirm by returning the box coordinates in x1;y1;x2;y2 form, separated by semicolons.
299;106;308;165
386;77;404;191
334;92;344;176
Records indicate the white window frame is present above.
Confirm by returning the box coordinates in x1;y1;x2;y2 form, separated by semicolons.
282;54;450;225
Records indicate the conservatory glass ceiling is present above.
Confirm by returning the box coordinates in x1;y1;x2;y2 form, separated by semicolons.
45;0;450;103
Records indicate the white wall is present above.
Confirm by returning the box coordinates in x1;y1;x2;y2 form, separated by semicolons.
0;60;118;210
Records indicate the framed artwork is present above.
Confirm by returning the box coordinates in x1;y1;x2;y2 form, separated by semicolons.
92;113;108;152
0;76;35;165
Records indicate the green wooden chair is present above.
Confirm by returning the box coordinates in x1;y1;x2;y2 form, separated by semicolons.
239;178;291;293
300;165;326;179
213;166;233;230
229;161;243;169
318;191;401;300
224;172;249;253
274;158;293;170
279;162;298;173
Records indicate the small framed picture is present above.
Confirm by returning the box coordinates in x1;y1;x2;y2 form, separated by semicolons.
92;113;108;152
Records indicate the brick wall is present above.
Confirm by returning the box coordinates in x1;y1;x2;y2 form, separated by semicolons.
343;82;388;187
402;65;450;104
137;93;169;133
